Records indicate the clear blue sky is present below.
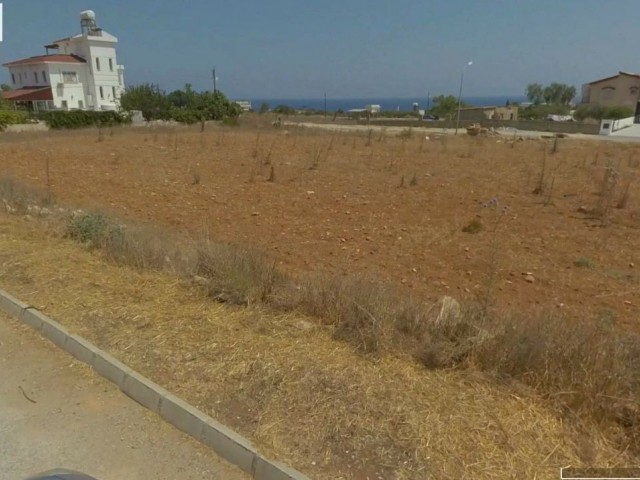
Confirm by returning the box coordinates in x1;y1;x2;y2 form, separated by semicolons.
1;0;639;99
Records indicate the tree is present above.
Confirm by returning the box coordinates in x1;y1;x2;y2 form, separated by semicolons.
430;94;462;119
1;84;12;92
527;82;576;105
526;83;544;104
119;83;170;120
259;102;270;114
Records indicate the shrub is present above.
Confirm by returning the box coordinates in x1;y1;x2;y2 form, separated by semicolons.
195;241;282;306
169;109;202;125
573;104;633;121
39;111;131;129
0;110;29;128
66;212;122;247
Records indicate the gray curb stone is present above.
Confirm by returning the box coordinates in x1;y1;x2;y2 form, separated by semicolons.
0;288;312;480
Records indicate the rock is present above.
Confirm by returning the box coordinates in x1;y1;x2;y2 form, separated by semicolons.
524;274;535;283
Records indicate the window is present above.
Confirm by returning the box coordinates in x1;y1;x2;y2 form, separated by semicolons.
34;72;38;83
109;58;113;71
602;87;615;102
96;58;101;71
78;100;84;109
42;71;47;83
62;71;78;84
112;86;117;98
11;73;15;84
61;100;68;110
99;86;104;99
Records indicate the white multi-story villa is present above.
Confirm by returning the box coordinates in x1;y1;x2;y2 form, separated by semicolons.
2;11;125;111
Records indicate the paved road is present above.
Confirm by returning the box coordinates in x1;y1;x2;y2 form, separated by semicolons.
288;121;640;143
0;312;247;480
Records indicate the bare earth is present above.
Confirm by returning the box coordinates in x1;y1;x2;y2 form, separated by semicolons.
1;125;639;333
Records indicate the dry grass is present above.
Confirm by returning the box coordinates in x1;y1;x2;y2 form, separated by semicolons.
0;212;634;479
0;175;54;214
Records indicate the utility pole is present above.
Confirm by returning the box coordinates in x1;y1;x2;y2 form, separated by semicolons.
212;67;217;93
324;92;327;117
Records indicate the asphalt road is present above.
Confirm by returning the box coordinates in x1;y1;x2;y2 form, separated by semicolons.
0;312;247;480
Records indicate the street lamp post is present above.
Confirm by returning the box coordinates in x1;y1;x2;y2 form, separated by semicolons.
455;61;473;135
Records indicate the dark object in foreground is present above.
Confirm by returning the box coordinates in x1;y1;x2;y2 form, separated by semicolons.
25;470;98;480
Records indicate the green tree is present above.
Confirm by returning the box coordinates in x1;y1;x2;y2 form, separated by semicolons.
259;102;270;114
191;90;241;120
430;94;461;119
1;84;12;92
119;83;170;120
526;83;544;104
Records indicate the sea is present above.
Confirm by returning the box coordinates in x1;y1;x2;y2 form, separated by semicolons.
246;96;527;112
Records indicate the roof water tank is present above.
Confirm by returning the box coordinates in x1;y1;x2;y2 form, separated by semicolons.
80;10;96;21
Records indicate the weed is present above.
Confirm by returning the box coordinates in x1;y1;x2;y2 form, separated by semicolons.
252;133;261;158
66;212;114;246
462;219;483;234
196;241;281;306
191;171;201;185
574;257;595;269
616;179;632;209
398;128;413;139
267;165;275;182
596;163;619;225
0;176;55;213
409;173;418;187
533;142;547;195
365;129;373;147
399;175;405;188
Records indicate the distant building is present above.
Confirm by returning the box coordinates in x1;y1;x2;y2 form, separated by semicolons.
581;72;640;110
458;105;518;122
234;100;252;112
2;11;125;111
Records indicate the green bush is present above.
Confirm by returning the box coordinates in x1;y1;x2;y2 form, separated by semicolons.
66;212;124;248
519;104;571;120
573;104;633;121
39;111;131;129
169;109;202;125
0;110;29;128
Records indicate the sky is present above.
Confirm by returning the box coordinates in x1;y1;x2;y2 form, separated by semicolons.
1;0;640;99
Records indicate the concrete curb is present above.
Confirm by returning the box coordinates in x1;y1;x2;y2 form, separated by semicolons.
0;288;310;480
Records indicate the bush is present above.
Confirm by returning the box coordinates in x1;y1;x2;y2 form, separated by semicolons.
272;105;297;115
519;104;571;120
0;110;29;128
39;111;131;129
168;109;202;125
573;104;633;121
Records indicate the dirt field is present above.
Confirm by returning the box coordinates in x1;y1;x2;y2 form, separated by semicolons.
1;124;639;333
3;123;640;478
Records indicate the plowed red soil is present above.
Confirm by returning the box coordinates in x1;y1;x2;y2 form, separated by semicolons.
2;124;639;332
